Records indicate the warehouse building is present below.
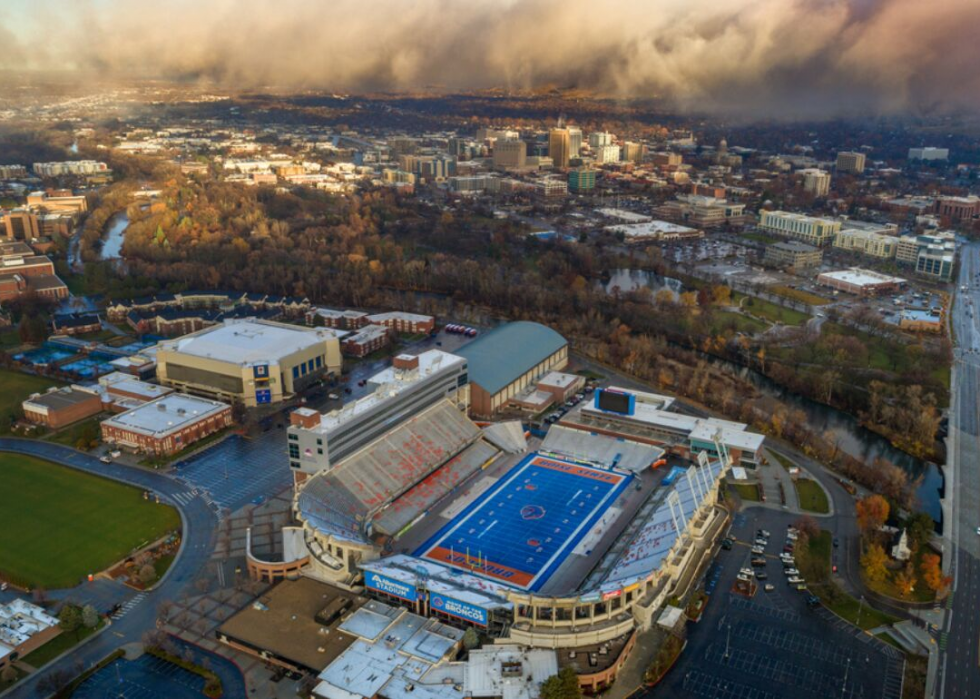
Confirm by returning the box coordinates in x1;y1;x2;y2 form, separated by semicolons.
22;386;103;429
817;268;906;296
100;393;232;456
457;322;568;417
156;319;342;407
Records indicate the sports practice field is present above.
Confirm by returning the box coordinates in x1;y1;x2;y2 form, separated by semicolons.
0;454;180;589
415;453;631;591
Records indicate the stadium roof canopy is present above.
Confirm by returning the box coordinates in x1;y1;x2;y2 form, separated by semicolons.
457;321;566;395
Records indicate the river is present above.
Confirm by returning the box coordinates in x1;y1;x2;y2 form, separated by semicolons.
599;268;944;522
599;268;683;298
99;211;129;260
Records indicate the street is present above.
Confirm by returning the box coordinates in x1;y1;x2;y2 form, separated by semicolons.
938;241;980;699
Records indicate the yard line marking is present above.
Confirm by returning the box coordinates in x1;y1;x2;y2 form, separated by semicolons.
477;520;498;539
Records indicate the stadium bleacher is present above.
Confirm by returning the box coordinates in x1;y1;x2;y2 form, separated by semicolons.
540;425;664;472
298;400;493;544
603;459;724;585
372;440;500;536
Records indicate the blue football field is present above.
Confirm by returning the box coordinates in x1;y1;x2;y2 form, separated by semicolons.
415;453;631;590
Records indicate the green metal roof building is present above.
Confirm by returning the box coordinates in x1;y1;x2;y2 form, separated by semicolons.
457;321;569;416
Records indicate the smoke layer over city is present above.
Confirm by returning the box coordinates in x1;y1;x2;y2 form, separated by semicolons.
5;0;980;117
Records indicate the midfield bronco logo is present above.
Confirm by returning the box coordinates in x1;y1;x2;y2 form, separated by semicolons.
520;504;546;520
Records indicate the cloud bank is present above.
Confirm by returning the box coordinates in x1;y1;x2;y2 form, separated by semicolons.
9;0;980;118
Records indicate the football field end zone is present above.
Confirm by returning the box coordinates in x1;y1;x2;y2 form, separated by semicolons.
414;452;632;591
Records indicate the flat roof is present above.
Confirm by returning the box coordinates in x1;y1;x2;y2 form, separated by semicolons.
902;309;941;322
818;268;906;287
605;220;700;238
217;577;360;672
100;374;173;401
101;393;228;438
160;318;337;367
537;371;581;390
311;350;465;433
466;646;557;699
23;386;99;411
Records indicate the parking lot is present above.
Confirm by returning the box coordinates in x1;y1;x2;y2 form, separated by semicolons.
173;433;291;511
656;508;905;699
72;654;206;699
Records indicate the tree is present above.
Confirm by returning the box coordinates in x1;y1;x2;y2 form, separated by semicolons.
895;565;916;598
540;667;581;699
856;495;890;534
1;665;17;683
793;516;819;541
906;513;935;549
860;543;889;583
139;563;157;585
462;627;480;651
81;604;99;629
920;553;950;593
58;604;82;636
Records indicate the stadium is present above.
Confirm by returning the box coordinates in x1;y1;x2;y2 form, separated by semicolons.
259;341;742;690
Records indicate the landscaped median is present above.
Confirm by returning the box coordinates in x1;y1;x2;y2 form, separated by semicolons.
794;478;830;514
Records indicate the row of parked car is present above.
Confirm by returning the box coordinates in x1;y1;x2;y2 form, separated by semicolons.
542;385;597;425
443;324;478;337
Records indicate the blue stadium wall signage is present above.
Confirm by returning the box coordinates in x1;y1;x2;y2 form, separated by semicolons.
255;389;272;404
429;593;488;626
366;572;418;602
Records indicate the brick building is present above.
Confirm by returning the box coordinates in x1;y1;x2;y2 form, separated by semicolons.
22;386;103;429
100;394;232;456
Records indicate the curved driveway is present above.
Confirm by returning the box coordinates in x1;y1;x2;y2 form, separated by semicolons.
0;438;219;699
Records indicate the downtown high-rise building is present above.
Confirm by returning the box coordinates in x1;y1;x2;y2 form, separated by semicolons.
549;128;571;169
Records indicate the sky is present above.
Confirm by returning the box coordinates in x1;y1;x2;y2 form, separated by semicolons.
2;0;980;119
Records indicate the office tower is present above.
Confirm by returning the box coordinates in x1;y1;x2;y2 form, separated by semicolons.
549;128;571;169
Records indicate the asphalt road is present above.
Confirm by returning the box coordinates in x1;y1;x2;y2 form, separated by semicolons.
938;241;980;699
0;438;221;699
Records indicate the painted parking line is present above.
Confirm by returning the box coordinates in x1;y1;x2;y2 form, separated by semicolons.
682;669;779;699
703;643;864;698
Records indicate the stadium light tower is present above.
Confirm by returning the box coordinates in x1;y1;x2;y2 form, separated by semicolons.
712;429;731;469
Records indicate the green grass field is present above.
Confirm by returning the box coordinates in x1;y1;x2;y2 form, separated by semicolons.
0;454;180;589
795;478;830;513
740;294;810;326
0;369;64;434
769;285;833;306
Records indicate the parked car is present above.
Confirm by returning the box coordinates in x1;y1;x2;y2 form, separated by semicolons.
99;455;112;464
757;529;771;538
784;568;800;576
805;594;821;608
721;538;734;550
328;393;340;400
754;538;768;546
751;546;764;555
755;572;768;580
109;450;121;459
751;558;767;567
764;584;775;592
